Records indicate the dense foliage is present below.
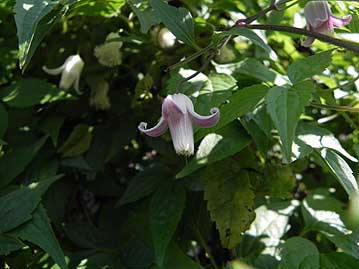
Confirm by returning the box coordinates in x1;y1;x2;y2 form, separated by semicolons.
0;0;359;268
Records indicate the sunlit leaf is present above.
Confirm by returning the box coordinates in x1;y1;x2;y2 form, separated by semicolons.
266;81;313;163
149;0;196;47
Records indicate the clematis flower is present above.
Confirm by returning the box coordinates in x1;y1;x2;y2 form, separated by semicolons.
158;28;176;49
43;54;84;94
89;80;111;110
94;32;123;67
138;93;220;156
303;0;352;47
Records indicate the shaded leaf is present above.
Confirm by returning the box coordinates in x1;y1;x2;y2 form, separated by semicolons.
279;237;320;269
38;116;65;147
15;204;67;269
0;79;72;108
150;182;186;266
0;234;24;255
0;103;8;139
118;164;171;206
0;136;48;188
58;124;92;157
0;176;60;232
153;242;202;269
320;253;359;269
203;160;255;248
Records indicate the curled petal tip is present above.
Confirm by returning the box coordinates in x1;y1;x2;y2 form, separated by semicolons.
330;15;352;27
138;122;147;131
189;106;220;128
42;65;64;76
301;36;316;47
210;107;220;115
138;117;168;137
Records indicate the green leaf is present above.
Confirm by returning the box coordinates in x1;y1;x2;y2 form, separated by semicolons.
150;182;186;266
177;123;251;179
245;200;298;253
194;73;235;115
320;253;359;269
0;136;48;188
266;81;313;163
279;237;320;269
318;148;359;199
296;122;357;162
38;116;65;147
58;124;93;158
218;27;272;53
203;160;255;249
262;165;296;198
149;0;196;47
242;112;270;156
65;223;104;249
215;58;286;83
0;187;40;232
0;79;72;108
287;50;333;83
118;164;171;206
14;204;67;269
155;242;202;269
0;234;24;255
302;190;359;259
0;176;60;233
0;103;8;139
195;84;268;140
14;0;61;70
128;0;160;33
70;0;126;17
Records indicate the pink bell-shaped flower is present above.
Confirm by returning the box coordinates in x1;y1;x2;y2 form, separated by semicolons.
138;93;220;156
303;0;352;47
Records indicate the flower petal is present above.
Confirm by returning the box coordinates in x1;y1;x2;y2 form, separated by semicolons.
167;113;194;156
74;73;82;94
188;106;220;128
301;36;316;47
138;117;168;137
330;15;352;27
59;71;77;90
162;95;184;120
42;64;65;75
304;1;330;28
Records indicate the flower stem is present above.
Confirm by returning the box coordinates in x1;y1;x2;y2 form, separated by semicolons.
194;227;219;269
175;52;215;93
234;0;278;26
310;102;359;113
239;24;359;53
329;74;359;91
168;44;214;72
